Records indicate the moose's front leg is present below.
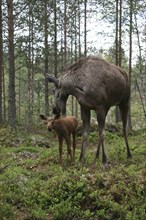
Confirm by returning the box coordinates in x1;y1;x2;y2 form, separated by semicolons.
79;107;91;162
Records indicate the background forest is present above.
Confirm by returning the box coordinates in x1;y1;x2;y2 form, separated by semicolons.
0;0;146;131
0;1;146;220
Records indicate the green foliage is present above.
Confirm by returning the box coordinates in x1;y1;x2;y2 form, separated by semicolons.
0;127;146;219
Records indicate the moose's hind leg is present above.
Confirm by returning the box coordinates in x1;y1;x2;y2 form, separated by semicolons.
95;108;109;164
119;103;132;158
72;132;76;161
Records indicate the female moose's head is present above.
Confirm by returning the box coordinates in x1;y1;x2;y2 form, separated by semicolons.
46;74;68;115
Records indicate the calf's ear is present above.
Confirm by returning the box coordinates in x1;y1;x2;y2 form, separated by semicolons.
40;114;47;121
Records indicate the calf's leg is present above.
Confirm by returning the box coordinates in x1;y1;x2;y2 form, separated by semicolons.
65;135;72;160
58;136;63;163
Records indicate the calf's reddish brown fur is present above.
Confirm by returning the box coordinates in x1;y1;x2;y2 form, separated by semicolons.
40;114;78;162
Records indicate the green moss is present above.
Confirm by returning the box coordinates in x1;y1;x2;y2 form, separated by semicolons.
0;126;146;219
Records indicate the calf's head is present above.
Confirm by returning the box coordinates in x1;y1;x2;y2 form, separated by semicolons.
46;74;68;115
40;115;54;132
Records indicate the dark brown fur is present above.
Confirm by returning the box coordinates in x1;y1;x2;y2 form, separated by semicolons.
40;114;78;162
46;56;132;164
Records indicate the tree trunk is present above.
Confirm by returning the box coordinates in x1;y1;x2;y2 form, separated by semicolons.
2;68;6;121
54;0;57;78
64;0;67;65
7;0;16;130
134;12;145;97
78;0;81;57
128;0;133;130
26;1;35;133
74;2;78;118
0;0;3;123
44;0;49;116
115;0;119;66
84;0;87;56
115;0;121;123
119;0;122;67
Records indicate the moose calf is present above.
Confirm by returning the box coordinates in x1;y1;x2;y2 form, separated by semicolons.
40;114;78;162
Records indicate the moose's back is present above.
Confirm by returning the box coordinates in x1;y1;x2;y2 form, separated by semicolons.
60;56;130;109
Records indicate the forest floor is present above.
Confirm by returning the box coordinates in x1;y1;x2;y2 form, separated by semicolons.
0;123;146;220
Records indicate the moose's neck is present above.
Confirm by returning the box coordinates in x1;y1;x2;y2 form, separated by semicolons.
61;74;76;96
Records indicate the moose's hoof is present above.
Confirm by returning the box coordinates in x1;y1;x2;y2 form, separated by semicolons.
101;162;111;171
127;152;132;159
79;156;86;163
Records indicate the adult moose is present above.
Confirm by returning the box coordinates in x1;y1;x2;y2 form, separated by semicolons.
46;56;132;164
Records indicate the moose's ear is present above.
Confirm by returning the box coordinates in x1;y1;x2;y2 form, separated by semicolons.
40;114;47;121
46;74;59;87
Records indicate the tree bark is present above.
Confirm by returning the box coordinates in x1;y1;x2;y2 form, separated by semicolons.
0;0;3;123
128;0;133;129
7;0;16;130
27;2;34;119
78;0;81;57
115;0;119;66
115;0;121;123
84;0;87;56
44;0;49;116
119;0;122;67
64;0;67;65
54;0;57;77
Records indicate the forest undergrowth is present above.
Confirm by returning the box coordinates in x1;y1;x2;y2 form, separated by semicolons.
0;123;146;220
